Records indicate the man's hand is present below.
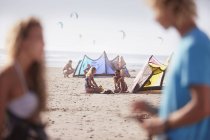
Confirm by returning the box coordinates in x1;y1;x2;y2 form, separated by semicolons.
132;100;158;115
142;117;167;136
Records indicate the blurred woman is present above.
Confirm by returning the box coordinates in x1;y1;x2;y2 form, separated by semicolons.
85;67;103;93
132;0;210;140
0;17;48;140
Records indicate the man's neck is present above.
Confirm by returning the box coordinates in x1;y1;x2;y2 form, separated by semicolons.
175;19;196;37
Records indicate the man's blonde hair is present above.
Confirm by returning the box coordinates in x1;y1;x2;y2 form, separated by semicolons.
147;0;197;26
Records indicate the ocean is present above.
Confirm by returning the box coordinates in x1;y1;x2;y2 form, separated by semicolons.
0;49;168;70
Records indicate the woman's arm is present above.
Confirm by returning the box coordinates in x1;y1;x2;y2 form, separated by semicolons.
87;77;93;87
0;74;9;137
91;77;98;87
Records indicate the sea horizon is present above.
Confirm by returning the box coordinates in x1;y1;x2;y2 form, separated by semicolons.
0;49;168;70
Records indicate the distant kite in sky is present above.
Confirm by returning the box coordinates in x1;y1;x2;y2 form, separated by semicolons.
79;34;82;39
57;21;63;29
119;30;126;40
70;12;79;19
157;36;164;45
93;40;96;45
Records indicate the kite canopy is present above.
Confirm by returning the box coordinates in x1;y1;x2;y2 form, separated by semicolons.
70;12;79;19
131;55;168;93
73;51;130;77
57;21;63;29
119;30;126;39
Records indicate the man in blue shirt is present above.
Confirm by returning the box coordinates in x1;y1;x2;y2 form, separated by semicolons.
132;0;210;140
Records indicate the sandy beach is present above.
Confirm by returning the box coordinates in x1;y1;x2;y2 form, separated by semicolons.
44;67;161;140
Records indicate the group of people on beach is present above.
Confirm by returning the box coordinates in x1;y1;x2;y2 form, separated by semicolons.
84;66;128;94
62;61;128;94
1;0;210;140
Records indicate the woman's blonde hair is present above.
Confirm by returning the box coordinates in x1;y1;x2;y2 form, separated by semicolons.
147;0;197;26
86;67;96;77
6;17;47;113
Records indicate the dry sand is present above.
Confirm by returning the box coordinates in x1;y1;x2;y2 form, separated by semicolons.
43;67;161;140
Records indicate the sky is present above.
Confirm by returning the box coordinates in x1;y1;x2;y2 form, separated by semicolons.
0;0;210;55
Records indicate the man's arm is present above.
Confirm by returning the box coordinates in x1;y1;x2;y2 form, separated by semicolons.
63;64;67;71
113;77;118;89
132;101;158;116
69;64;73;70
166;85;210;129
115;77;121;84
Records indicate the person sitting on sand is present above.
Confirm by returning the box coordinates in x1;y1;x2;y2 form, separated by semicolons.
84;64;91;76
63;60;74;78
85;67;103;93
113;69;128;93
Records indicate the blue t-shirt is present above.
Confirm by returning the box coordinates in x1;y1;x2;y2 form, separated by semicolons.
159;27;210;140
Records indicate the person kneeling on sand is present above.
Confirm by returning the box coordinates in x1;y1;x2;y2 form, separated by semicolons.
113;69;128;93
85;67;103;93
63;60;74;78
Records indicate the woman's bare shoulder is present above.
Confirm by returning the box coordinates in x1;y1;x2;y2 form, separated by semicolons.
0;65;16;81
0;65;16;102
